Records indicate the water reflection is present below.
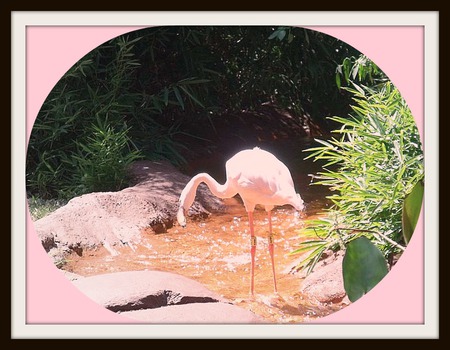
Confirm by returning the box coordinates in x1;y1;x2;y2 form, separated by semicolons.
65;196;346;323
64;137;348;323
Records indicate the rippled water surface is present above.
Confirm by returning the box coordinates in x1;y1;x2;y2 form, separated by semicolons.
64;138;349;323
65;197;348;323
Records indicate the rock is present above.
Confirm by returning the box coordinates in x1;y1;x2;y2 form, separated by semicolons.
72;270;226;311
33;160;226;264
61;270;84;281
71;270;263;323
121;302;265;323
299;251;348;304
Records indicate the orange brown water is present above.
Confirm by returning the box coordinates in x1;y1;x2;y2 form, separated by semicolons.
63;196;348;323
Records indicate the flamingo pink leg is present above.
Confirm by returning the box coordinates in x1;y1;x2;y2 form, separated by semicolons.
248;211;256;296
267;211;278;293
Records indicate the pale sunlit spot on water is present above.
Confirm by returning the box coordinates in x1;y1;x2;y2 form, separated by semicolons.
64;196;347;323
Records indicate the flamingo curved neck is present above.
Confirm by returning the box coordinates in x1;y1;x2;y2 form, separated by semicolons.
177;173;237;227
193;173;230;199
179;173;236;211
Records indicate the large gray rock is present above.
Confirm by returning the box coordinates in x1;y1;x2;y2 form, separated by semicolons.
33;160;225;264
71;270;263;323
72;270;226;311
121;302;264;323
299;251;349;304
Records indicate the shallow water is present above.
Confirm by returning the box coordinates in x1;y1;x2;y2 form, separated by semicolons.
64;196;347;323
63;137;349;323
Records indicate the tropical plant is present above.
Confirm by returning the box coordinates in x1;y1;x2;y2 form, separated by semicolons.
335;54;388;90
342;236;389;302
26;35;145;198
292;81;424;282
27;26;362;200
70;116;142;194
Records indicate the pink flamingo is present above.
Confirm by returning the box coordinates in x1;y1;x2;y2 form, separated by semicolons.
177;147;304;295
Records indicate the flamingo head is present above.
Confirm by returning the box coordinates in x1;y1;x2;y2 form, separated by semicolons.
177;206;187;227
293;193;305;212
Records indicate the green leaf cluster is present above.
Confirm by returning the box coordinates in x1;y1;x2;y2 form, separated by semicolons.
71;116;142;194
27;26;362;199
27;36;145;198
292;81;424;274
335;54;387;90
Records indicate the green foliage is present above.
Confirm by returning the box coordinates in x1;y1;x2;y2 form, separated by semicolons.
27;35;144;198
342;236;389;302
292;81;424;273
402;179;424;244
212;26;357;122
27;196;68;221
335;54;388;90
71;117;142;194
27;26;362;200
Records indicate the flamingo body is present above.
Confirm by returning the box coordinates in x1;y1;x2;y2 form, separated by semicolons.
224;148;303;212
177;147;304;295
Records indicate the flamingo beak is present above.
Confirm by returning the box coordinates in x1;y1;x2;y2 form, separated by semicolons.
295;193;305;212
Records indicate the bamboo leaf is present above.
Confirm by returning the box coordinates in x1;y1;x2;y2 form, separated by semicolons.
335;73;341;89
179;85;205;108
268;30;279;40
291;240;327;254
173;86;185;110
163;88;169;106
277;29;286;41
179;78;211;85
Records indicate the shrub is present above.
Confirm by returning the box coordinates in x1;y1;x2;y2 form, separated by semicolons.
70;117;142;194
26;27;364;199
27;196;68;221
26;35;144;198
292;81;424;273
